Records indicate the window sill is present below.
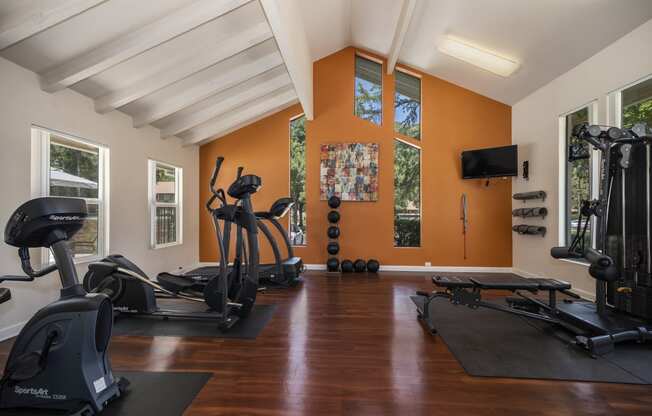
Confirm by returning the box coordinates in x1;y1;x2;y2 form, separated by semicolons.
152;241;183;250
558;258;589;267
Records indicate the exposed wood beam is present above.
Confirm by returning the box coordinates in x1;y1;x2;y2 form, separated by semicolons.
39;0;252;92
160;72;292;138
0;0;107;50
132;52;283;128
386;0;417;74
183;88;298;145
259;0;313;120
95;21;272;114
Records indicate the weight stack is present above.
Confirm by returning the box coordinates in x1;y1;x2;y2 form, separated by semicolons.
326;195;341;273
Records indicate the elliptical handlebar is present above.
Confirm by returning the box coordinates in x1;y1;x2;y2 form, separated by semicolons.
209;157;224;195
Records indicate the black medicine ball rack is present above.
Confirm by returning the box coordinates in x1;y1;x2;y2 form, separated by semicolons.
512;191;547;237
326;196;341;273
325;195;381;273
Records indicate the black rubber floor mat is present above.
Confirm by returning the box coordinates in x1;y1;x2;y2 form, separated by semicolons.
0;371;211;415
112;302;276;339
411;296;652;384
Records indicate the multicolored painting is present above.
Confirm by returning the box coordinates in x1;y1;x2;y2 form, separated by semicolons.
320;143;379;201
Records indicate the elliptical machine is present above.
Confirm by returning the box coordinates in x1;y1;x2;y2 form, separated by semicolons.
183;158;302;289
0;197;126;415
83;156;262;329
255;198;304;287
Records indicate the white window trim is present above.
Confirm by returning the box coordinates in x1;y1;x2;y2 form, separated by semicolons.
557;101;598;250
394;137;422;248
148;159;183;249
32;126;110;265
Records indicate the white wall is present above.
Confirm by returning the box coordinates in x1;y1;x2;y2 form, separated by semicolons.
512;19;652;297
0;57;199;339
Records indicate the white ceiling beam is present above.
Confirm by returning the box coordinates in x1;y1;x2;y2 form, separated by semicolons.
0;0;107;50
39;0;252;92
259;0;313;120
132;52;284;128
183;88;298;145
94;21;272;114
160;72;292;138
386;0;417;74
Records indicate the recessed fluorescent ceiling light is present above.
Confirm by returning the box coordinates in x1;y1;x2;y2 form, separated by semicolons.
438;37;520;77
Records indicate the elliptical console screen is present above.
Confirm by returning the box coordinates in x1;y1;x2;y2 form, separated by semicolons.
461;145;517;179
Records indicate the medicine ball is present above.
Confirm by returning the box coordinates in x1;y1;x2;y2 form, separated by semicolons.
327;210;340;223
326;257;340;272
327;241;340;255
327;226;340;239
341;259;354;273
353;259;366;273
328;195;341;209
366;259;380;273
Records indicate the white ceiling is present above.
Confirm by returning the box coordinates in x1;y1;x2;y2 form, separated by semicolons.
0;0;299;145
301;0;652;105
1;0;651;145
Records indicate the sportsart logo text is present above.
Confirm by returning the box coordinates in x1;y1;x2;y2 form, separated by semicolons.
14;385;67;400
15;386;48;396
49;215;81;221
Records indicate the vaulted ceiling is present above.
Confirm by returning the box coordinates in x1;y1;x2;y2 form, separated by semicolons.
1;0;651;146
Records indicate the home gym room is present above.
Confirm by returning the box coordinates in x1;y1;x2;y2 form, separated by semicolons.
0;0;652;415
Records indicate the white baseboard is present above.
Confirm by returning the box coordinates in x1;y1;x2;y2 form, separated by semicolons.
305;263;512;273
0;320;26;342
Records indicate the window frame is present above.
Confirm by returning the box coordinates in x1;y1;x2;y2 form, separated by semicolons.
558;102;598;260
394;67;422;140
148;159;183;249
288;112;307;247
393;137;422;248
33;126;110;265
354;52;384;126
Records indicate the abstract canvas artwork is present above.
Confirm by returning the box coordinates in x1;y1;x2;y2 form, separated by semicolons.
319;143;379;201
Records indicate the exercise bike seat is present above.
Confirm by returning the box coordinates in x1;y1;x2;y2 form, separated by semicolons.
470;275;540;291
432;275;474;288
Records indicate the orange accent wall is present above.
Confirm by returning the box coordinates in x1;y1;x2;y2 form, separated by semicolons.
199;47;512;267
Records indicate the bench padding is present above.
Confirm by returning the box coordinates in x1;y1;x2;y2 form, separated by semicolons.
432;275;572;292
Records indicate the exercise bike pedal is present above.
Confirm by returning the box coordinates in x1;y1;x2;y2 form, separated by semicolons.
117;376;131;394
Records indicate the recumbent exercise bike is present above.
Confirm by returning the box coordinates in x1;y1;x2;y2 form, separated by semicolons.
0;197;127;414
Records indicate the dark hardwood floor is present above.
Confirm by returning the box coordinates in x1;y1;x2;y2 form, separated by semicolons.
2;271;652;415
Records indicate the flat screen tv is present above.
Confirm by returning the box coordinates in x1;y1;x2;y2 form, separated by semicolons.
461;145;518;179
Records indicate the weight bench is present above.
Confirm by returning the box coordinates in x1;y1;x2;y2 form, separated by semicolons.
415;275;574;336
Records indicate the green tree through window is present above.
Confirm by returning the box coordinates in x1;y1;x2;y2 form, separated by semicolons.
354;56;382;125
290;115;307;245
394;71;421;139
394;139;421;247
565;107;590;247
622;77;652;129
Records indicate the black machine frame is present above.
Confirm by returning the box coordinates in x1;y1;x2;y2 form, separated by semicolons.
416;122;652;356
